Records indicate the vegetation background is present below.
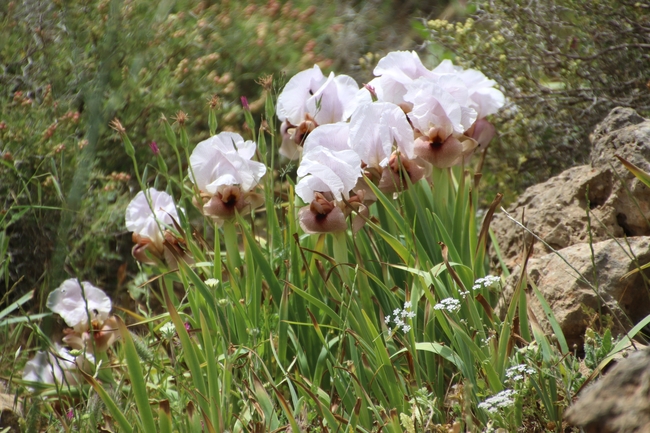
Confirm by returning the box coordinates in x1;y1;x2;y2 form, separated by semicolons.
1;0;649;431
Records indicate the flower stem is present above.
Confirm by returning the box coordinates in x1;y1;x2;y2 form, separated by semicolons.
223;220;242;271
333;231;351;288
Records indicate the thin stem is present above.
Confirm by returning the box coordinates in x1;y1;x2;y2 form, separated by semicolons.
223;220;242;271
333;231;351;288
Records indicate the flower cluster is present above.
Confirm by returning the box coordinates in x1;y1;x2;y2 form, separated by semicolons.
478;389;517;413
433;297;461;313
472;275;501;291
22;279;119;389
505;364;535;382
277;50;504;234
125;132;267;264
385;301;416;335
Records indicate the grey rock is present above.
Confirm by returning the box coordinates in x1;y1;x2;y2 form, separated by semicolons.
565;347;650;433
492;107;650;269
498;237;650;349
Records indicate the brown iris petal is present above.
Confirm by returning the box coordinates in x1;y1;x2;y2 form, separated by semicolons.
414;128;478;168
299;193;347;234
378;153;426;193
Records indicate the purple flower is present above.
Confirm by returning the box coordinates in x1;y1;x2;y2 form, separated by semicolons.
241;96;250;111
149;141;160;155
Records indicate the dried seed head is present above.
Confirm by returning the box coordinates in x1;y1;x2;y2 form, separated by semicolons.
256;74;274;91
109;118;126;135
207;94;221;110
172;110;189;126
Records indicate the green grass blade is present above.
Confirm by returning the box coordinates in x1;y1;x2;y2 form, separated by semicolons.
117;316;156;433
79;369;134;433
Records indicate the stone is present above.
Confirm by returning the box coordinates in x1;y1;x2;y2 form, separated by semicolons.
498;237;650;349
0;393;21;433
491;107;650;268
565;348;650;433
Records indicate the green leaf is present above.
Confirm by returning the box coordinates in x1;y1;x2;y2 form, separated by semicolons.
79;369;134;433
117;316;156;433
616;155;650;189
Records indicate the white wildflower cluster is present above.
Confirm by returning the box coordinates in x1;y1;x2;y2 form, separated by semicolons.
204;278;219;288
385;301;416;336
472;275;501;291
478;389;516;413
505;364;535;382
433;297;461;313
481;334;496;346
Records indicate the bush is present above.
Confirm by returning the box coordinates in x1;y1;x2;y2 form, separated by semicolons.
421;0;650;201
0;0;340;296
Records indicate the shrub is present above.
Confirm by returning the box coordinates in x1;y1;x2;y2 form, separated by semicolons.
421;0;650;201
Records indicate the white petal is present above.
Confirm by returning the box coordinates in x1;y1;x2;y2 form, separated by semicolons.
349;102;414;168
303;123;350;154
296;147;361;202
46;279;112;331
305;72;360;125
374;51;432;83
189;132;266;194
125;189;178;245
276;65;326;124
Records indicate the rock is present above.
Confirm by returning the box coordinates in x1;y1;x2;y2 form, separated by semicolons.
590;107;650;236
492;107;650;268
0;393;21;433
498;237;650;349
565;348;650;433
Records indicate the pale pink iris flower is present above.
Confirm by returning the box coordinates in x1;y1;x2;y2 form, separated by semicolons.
348;102;414;169
125;188;180;264
189;132;266;222
46;279;119;354
276;65;359;159
22;345;80;388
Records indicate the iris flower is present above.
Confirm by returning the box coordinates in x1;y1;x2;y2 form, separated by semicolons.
276;65;359;159
189;131;266;223
125;188;180;264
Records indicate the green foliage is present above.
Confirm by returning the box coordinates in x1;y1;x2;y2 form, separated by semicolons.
7;102;623;432
422;0;650;202
584;327;614;370
0;0;338;295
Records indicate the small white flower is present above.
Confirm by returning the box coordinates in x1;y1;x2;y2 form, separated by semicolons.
204;278;219;288
406;311;416;319
481;335;496;346
403;301;412;309
506;364;535;380
393;308;401;317
385;315;391;324
473;275;501;290
433;297;461;313
47;279;112;333
478;389;516;413
402;324;411;333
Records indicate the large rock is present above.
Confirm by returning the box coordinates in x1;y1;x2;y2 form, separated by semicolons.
565;348;650;433
500;237;650;349
492;107;650;268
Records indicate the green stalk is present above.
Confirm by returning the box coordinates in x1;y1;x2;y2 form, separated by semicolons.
223;219;242;270
333;231;351;288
